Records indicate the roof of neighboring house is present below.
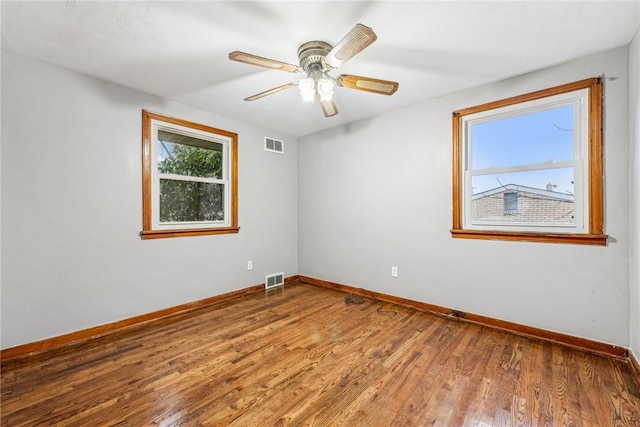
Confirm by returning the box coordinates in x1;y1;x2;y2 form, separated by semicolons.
471;184;574;201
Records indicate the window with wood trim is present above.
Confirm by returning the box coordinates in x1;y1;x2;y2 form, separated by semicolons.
452;78;606;245
141;110;238;239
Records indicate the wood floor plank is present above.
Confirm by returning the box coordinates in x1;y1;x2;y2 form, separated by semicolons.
2;282;640;426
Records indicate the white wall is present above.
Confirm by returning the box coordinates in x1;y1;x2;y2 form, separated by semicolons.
298;47;630;347
630;27;640;359
1;50;298;349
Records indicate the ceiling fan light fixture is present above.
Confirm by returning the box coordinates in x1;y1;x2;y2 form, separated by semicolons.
299;77;316;102
317;77;335;101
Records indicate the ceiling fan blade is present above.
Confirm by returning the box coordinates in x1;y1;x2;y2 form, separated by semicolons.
324;24;377;68
320;99;339;117
229;51;300;73
244;83;297;101
337;74;399;95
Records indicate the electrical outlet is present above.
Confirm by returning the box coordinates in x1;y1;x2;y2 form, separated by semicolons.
247;261;253;270
391;266;398;277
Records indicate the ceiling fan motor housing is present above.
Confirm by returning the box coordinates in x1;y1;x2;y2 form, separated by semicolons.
297;41;334;72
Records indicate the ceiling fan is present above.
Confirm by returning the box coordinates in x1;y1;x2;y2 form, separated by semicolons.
229;24;399;118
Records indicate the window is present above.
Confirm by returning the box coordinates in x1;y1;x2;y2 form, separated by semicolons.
452;78;606;245
503;192;518;214
141;111;238;239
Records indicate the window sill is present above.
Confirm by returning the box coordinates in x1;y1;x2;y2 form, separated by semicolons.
140;227;240;240
450;229;607;246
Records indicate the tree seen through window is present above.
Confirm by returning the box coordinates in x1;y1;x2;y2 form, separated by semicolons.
157;135;224;223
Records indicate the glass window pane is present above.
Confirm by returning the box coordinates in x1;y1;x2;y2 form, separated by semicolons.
159;179;225;222
471;168;574;225
470;105;574;170
504;192;518;212
157;133;223;179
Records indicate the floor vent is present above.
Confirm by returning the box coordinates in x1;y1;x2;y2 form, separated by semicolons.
264;137;284;154
265;272;285;289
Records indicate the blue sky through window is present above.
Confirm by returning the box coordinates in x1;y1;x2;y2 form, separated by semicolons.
470;104;575;195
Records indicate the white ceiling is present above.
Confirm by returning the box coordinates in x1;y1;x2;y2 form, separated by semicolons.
2;1;639;137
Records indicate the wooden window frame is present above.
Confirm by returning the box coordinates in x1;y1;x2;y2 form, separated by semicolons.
140;110;239;240
451;78;607;245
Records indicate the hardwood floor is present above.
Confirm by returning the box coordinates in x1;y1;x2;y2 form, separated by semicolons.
2;282;639;426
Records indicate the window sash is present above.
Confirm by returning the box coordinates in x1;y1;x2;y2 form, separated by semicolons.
156;176;229;226
151;122;231;229
460;89;588;234
463;163;585;229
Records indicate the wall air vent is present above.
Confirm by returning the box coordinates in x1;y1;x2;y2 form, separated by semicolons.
265;272;285;289
264;137;284;154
